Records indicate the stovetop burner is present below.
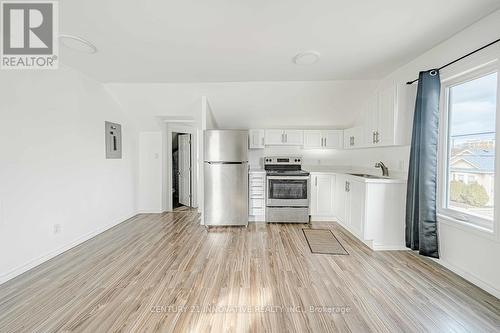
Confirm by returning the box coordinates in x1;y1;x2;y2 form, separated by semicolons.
264;156;309;177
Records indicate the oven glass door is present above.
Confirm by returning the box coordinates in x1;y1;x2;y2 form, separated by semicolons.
267;177;309;206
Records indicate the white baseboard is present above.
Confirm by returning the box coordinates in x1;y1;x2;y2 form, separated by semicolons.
137;210;163;214
0;211;138;285
434;258;500;299
372;244;409;251
310;216;337;222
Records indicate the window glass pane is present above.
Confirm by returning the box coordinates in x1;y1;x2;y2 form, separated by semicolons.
447;72;497;222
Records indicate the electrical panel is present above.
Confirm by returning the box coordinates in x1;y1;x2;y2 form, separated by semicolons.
105;121;122;159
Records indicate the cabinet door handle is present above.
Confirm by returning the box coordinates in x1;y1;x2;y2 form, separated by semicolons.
285;133;288;142
376;131;380;143
324;137;327;147
281;133;284;143
372;131;375;144
261;137;264;146
315;177;318;186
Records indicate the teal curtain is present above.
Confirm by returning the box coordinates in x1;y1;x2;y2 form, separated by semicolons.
405;70;441;258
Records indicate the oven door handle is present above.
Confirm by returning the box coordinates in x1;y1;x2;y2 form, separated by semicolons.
266;176;310;180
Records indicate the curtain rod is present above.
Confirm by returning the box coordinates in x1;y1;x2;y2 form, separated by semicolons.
406;38;500;85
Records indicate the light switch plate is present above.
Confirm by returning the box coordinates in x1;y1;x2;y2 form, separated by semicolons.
105;121;122;159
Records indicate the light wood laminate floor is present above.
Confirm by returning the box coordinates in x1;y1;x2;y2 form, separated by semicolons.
0;210;499;332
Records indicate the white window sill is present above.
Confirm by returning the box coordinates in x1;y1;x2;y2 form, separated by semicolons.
437;213;499;242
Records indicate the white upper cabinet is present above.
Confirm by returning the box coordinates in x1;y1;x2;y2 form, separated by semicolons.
264;129;303;146
264;130;284;145
362;83;416;147
377;85;397;146
363;92;379;147
304;130;343;149
323;130;344;149
283;130;303;145
303;130;322;148
363;85;396;147
343;126;364;149
396;83;418;146
248;129;265;149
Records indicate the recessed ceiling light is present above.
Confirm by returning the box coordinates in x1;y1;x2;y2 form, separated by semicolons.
293;51;320;65
59;34;98;54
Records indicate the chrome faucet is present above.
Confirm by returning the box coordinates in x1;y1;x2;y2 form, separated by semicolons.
375;161;389;177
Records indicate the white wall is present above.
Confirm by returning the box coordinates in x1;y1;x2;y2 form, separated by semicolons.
138;132;162;212
378;9;500;297
0;65;137;284
105;80;379;130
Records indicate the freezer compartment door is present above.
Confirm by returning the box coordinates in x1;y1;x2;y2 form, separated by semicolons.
204;130;248;162
204;162;248;226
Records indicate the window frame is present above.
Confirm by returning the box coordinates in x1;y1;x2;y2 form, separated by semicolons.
438;62;499;234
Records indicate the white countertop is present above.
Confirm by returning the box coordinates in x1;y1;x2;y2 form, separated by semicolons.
303;165;406;184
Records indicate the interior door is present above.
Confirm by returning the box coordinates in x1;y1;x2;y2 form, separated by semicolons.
178;134;191;206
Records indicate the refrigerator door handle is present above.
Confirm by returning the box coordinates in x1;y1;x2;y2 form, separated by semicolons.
206;161;247;165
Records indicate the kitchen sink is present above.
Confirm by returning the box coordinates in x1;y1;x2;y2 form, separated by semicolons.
348;173;387;179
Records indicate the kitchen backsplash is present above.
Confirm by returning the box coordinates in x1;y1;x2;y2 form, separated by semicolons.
249;145;411;179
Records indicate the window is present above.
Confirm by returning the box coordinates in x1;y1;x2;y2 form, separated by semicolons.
467;175;476;183
442;71;498;231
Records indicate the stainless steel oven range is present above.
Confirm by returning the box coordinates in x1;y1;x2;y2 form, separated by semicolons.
265;156;310;223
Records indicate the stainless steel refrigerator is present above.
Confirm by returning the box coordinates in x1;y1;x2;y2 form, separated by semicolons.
204;130;248;226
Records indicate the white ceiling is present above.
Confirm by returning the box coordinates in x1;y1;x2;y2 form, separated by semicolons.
60;0;500;83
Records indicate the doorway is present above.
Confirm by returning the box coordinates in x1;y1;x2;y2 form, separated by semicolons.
172;132;192;209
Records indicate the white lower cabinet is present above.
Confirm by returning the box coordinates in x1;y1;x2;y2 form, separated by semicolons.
249;171;266;222
310;173;335;217
345;179;365;237
333;174;347;223
332;175;364;234
310;172;407;251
